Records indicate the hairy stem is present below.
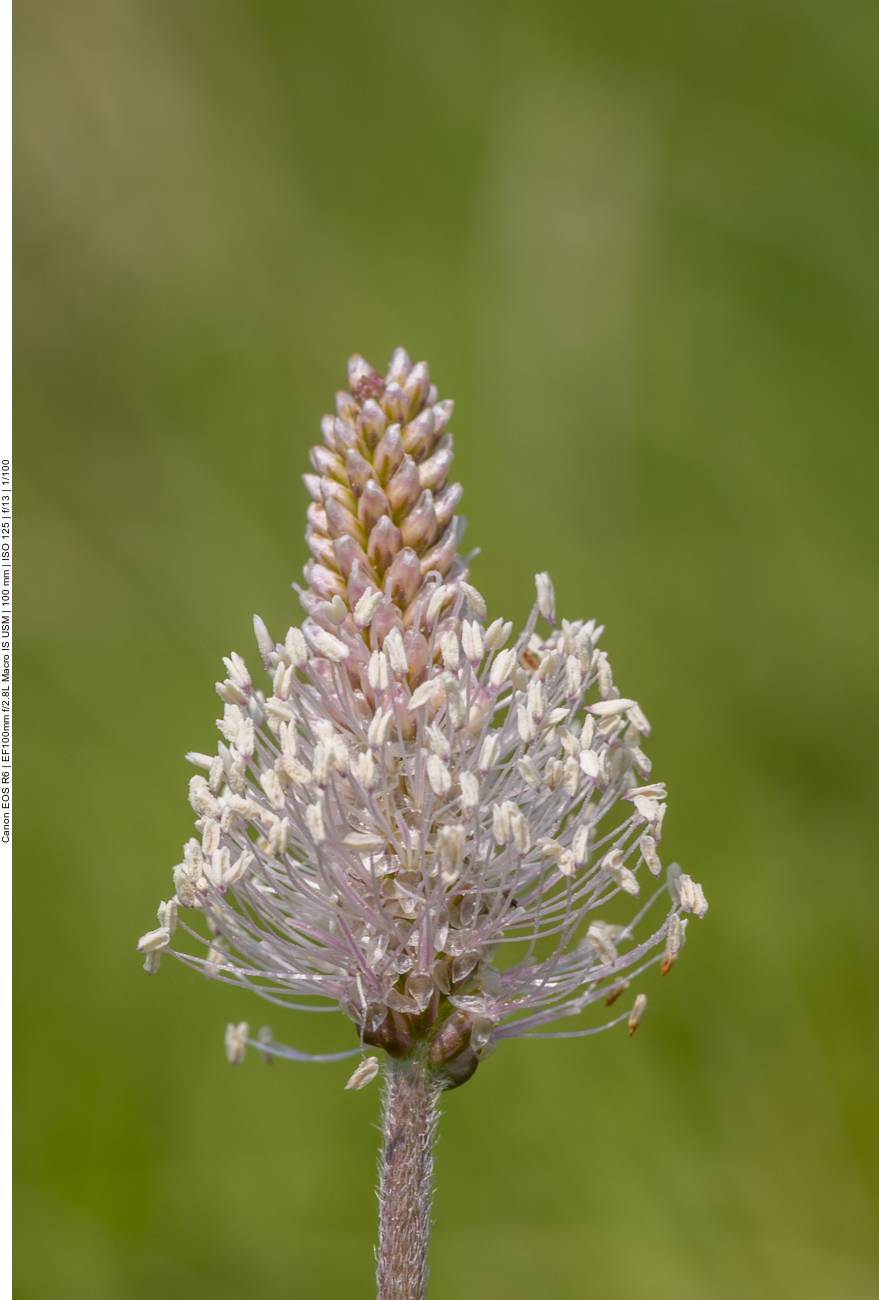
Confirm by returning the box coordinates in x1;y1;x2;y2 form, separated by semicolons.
377;1057;439;1300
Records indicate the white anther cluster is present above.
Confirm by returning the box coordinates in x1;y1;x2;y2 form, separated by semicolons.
138;351;708;1064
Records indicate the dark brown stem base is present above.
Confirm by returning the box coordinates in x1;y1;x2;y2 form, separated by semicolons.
377;1057;439;1300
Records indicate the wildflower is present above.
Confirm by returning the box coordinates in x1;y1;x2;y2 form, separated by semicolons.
138;349;708;1300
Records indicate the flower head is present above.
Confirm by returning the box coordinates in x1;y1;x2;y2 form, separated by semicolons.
138;348;707;1087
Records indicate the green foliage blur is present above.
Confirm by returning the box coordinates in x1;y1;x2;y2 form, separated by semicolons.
14;1;879;1296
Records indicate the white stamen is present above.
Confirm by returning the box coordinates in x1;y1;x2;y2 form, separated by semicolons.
285;627;308;667
587;698;637;717
354;588;384;628
223;653;251;692
627;703;651;735
459;770;479;811
528;680;545;723
628;993;647;1035
572;824;591;865
484;618;512;650
368;709;393;747
640;834;661;876
489;648;515;688
312;743;332;786
461;620;484;663
459;582;487;619
677;874;708;918
216;680;247;706
343;833;387;851
425;723;450;759
189;776;220;819
479;734;500;773
426;584;449;626
325;595;348;625
587;922;618;965
313;630;350;662
225;1021;249;1065
517;705;536;743
260;769;286;810
305;802;326;844
202;819;221;855
384;627;409;675
440;631;459;671
535;572;555;624
345;1056;380;1090
509;808;531;853
407;680;435;712
427;754;452;798
137;926;170;954
253;615;274;661
492;802;511;846
557;851;575;877
353;750;377;790
368;650;390;691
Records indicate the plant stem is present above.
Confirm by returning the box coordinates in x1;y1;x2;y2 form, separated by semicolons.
377;1056;439;1300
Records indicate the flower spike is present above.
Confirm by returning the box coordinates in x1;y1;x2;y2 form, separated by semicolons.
137;350;709;1298
141;349;707;1081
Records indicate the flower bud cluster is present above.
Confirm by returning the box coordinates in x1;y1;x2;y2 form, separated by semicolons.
137;351;708;1084
297;347;466;693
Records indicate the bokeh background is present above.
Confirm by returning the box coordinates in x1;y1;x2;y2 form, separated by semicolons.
14;1;879;1296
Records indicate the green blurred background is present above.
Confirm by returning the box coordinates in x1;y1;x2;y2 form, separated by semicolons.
14;0;879;1296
